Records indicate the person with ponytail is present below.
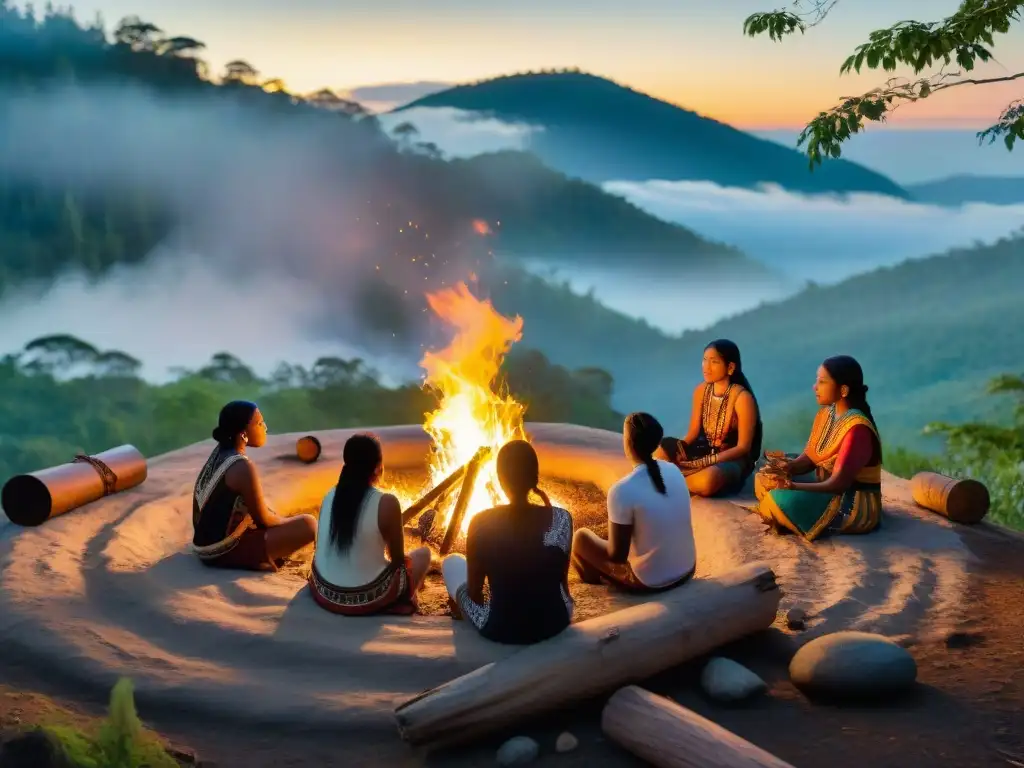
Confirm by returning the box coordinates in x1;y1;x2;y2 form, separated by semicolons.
192;401;317;569
441;440;574;644
309;434;431;616
571;412;696;593
755;355;884;541
656;339;762;497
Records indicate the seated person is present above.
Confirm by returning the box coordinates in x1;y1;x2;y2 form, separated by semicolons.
656;339;762;497
308;434;431;616
572;412;696;592
755;355;883;541
441;440;573;645
192;400;318;569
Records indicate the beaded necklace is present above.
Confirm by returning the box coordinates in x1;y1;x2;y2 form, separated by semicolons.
701;382;734;451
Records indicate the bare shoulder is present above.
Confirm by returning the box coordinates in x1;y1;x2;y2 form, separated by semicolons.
378;492;401;517
735;388;756;409
225;454;256;483
691;382;706;399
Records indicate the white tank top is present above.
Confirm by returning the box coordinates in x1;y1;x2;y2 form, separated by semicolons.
312;487;389;587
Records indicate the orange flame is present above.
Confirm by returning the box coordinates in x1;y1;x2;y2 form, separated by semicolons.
471;219;492;236
420;282;527;533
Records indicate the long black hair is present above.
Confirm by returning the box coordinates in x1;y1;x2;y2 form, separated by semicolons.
329;433;383;551
705;339;763;459
822;355;881;458
625;412;666;495
212;400;257;445
497;440;551;507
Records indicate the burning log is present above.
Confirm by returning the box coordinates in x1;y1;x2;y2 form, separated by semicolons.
439;447;490;556
602;686;795;768
401;451;485;525
393;562;780;749
2;445;148;527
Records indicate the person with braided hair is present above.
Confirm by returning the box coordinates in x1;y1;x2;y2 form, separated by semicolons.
192;401;318;569
309;433;432;616
571;412;696;593
441;440;574;645
755;355;884;541
656;339;762;497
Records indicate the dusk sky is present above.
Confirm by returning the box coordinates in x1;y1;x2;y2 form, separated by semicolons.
59;0;1024;129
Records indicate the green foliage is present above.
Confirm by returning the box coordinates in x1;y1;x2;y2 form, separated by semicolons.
920;373;1024;529
742;0;1024;165
0;335;622;483
43;678;176;768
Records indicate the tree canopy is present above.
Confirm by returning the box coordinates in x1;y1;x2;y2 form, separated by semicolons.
744;0;1024;164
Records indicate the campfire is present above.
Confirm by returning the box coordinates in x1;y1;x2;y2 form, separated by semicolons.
394;280;561;553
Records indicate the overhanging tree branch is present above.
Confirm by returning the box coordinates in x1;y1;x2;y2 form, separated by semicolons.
744;0;1024;164
743;0;842;40
797;70;1024;164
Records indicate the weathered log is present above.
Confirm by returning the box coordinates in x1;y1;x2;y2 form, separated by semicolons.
295;435;322;464
394;562;780;749
2;445;148;527
602;686;794;768
910;471;989;524
438;448;489;555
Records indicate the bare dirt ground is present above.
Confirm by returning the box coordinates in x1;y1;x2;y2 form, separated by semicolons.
2;517;1022;768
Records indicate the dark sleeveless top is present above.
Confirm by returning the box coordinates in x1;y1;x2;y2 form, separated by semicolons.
192;452;248;547
693;383;763;468
468;505;573;645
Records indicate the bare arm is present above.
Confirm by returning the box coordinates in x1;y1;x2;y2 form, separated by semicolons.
790;427;874;494
608;522;633;563
711;390;757;465
377;493;405;565
681;384;704;446
606;485;633;564
785;453;815;476
465;516;487;604
225;459;282;528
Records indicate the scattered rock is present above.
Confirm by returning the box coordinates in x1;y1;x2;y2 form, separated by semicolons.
790;631;917;700
786;606;808;630
496;736;539;766
700;657;768;703
555;732;578;753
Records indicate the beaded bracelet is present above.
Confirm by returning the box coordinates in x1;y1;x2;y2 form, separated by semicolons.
679;453;719;471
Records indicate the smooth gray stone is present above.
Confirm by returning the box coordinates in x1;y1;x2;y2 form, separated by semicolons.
790;631;917;699
496;736;540;766
701;657;768;703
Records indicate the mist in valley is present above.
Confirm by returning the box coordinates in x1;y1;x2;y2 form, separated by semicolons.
383;108;1024;280
2;92;1023;379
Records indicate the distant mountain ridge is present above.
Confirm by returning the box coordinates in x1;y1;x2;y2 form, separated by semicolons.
398;71;909;199
908;175;1024;206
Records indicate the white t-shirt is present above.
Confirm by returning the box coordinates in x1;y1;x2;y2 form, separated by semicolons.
607;460;696;588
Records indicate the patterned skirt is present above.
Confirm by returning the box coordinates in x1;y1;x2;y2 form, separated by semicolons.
757;478;882;542
308;559;417;616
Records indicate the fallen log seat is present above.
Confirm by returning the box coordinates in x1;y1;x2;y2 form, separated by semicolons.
602;685;795;768
394;562;780;749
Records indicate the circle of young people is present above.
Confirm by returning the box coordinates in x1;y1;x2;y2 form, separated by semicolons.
189;341;882;644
